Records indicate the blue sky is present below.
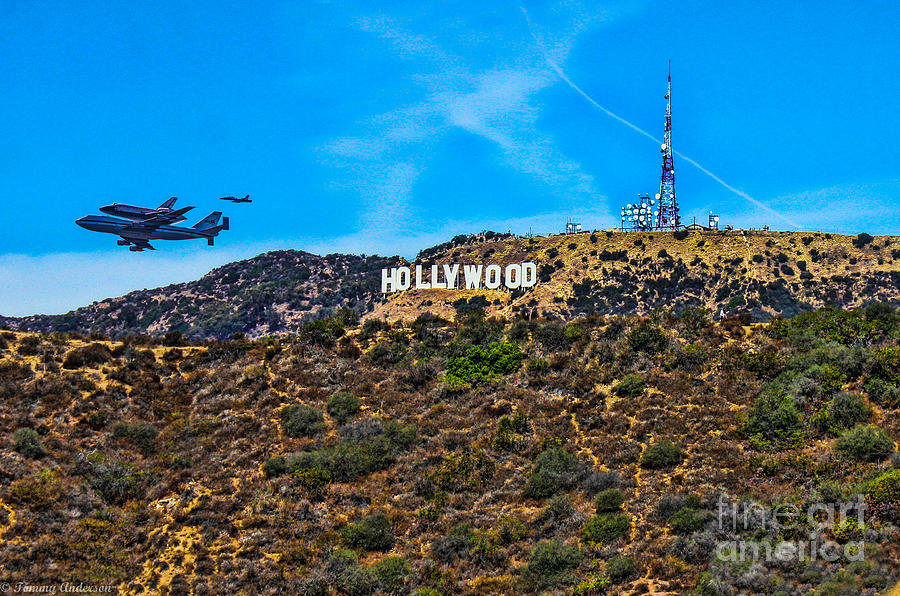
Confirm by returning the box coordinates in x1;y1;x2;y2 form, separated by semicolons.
1;0;898;316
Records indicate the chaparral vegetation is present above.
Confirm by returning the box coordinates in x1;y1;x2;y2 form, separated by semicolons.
1;298;899;594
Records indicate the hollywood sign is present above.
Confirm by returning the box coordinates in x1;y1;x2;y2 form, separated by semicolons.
381;263;537;293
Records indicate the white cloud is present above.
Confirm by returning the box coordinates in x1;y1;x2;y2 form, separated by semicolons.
711;179;900;234
319;3;608;238
0;241;285;317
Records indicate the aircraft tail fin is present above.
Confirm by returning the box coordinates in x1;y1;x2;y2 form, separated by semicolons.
159;197;177;210
192;211;222;230
202;217;229;245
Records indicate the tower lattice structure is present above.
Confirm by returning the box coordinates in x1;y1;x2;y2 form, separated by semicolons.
655;63;680;230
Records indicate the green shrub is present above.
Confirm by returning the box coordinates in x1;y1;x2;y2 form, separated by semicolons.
281;404;325;438
526;358;549;375
284;419;416;482
605;555;636;582
446;341;524;384
263;455;288;477
496;514;528;545
0;359;34;381
573;574;611;595
739;350;787;379
327;391;361;425
341;513;394;552
870;347;900;384
865;378;900;408
300;315;347;348
523;448;582;499
534;323;572;352
8;469;62;509
836;425;894;461
62;342;113;369
594;488;625;513
369;341;407;366
12;428;46;458
493;410;529;451
112;421;158;455
827;392;871;430
628;322;668;354
16;335;42;356
325;547;358;575
430;449;494;492
852;232;874;248
867;469;900;505
581;513;630;545
745;394;801;440
641;439;683;469
88;462;147;505
539;492;575;524
291;467;331;492
336;566;378;596
431;523;472;562
522;540;581;590
668;507;707;535
373;556;413;595
614;374;645;397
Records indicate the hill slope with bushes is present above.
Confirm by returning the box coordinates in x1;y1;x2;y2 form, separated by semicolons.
3;230;900;339
375;230;900;323
1;303;899;594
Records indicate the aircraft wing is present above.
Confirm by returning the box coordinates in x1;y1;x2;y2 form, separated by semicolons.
140;206;194;225
118;236;155;251
121;220;164;233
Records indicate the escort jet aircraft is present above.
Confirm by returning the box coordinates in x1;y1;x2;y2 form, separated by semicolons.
76;210;229;251
100;196;194;224
219;194;251;203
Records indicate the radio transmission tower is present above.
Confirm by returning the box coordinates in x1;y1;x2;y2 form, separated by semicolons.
655;62;680;230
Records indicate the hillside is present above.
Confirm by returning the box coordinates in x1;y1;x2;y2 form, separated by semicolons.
3;230;900;339
1;305;899;594
3;250;400;340
374;230;900;323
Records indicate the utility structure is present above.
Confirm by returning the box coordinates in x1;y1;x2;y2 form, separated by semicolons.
565;218;582;235
621;194;656;231
654;62;680;230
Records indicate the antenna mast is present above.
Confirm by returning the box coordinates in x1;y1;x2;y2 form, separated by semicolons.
655;62;680;230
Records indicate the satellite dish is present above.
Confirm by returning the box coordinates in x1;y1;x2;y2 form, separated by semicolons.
655;194;661;200
660;143;667;150
650;199;656;205
641;203;647;208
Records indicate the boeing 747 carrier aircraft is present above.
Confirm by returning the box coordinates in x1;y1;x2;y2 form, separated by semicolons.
77;198;229;251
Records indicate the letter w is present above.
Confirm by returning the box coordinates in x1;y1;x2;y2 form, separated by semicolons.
463;265;483;289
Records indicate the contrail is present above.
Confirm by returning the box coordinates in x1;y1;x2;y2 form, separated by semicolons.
519;5;800;229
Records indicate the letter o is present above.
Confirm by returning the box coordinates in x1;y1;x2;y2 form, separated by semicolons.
484;265;502;289
396;266;411;291
504;264;521;289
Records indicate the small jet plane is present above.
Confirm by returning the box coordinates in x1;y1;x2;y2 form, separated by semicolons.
76;211;229;251
219;195;252;203
100;196;195;224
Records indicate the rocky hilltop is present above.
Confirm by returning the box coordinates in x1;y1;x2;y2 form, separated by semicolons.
4;250;400;340
4;231;900;339
374;230;900;323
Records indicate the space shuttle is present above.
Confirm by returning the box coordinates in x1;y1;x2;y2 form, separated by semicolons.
99;197;194;224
